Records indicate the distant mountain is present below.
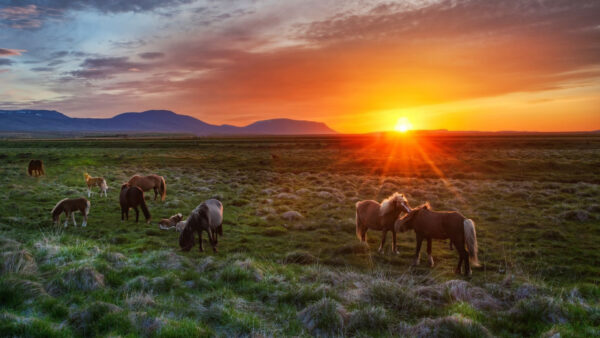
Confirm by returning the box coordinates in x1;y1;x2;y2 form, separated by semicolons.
0;110;337;135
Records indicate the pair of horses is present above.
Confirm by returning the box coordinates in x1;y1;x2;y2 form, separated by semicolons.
119;174;167;223
356;192;480;276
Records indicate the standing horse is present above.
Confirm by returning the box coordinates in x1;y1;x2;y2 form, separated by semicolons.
84;173;108;197
127;174;166;201
355;192;412;253
28;160;45;177
395;202;480;276
120;183;151;223
51;197;90;227
179;199;223;253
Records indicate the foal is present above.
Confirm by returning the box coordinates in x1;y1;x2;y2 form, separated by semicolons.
159;213;183;230
51;198;90;227
84;173;108;197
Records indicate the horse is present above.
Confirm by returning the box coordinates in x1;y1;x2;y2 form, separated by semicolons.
84;173;108;197
355;192;412;254
120;183;151;223
127;174;166;201
179;199;223;253
51;197;90;227
158;213;183;230
28;160;45;177
394;202;480;276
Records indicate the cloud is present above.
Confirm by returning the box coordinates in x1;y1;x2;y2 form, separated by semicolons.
69;56;152;79
138;52;165;59
0;0;193;14
0;4;41;29
0;59;13;66
0;48;26;56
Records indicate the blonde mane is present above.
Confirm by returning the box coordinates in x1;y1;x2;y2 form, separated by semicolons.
51;198;68;215
380;192;408;216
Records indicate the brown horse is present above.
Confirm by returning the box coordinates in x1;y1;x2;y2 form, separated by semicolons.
355;192;412;253
84;173;108;197
120;183;151;223
158;213;183;230
28;160;45;177
127;174;166;201
395;202;480;276
179;199;223;253
51;197;90;227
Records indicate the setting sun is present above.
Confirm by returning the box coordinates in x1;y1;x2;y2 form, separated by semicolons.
394;117;413;132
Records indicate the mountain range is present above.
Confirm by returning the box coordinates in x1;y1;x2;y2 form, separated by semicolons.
0;110;337;135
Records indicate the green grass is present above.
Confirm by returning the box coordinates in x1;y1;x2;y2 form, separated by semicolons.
0;135;598;336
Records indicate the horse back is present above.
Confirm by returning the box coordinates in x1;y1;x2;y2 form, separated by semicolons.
414;209;465;239
356;200;389;230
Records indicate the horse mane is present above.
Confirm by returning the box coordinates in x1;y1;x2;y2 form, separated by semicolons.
397;201;430;223
413;201;431;211
380;192;407;216
51;198;68;216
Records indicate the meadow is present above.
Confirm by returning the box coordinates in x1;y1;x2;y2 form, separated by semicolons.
0;134;598;337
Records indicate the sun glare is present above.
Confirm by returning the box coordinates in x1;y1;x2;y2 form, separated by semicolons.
394;117;413;132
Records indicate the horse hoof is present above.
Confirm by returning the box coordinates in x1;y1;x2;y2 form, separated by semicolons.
411;259;419;266
428;257;434;267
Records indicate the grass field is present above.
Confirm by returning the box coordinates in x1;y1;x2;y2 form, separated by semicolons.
0;134;599;337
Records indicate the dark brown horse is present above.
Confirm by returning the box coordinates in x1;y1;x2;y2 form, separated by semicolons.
28;160;45;177
127;174;166;201
179;199;223;253
51;197;90;227
120;183;151;223
395;202;480;276
355;192;411;253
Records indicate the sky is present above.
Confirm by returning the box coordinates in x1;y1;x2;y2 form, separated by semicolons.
0;0;599;133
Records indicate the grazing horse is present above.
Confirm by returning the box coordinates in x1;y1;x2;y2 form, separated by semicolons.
51;198;90;227
159;213;183;230
355;192;412;253
395;202;480;276
127;174;166;201
179;199;223;253
120;183;151;223
28;160;45;177
84;173;108;197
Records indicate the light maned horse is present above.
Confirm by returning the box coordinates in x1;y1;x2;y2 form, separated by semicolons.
120;183;151;223
51;197;90;227
84;173;108;197
395;202;480;276
355;192;411;253
179;199;223;253
28;160;45;177
127;174;166;201
159;213;183;230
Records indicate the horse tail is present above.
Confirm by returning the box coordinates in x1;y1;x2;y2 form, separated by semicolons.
464;219;480;267
355;202;366;241
159;176;166;201
140;194;151;221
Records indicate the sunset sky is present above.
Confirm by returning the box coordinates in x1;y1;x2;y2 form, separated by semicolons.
1;0;599;133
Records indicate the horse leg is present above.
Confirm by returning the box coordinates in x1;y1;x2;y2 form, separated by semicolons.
134;207;139;223
82;211;87;227
378;230;387;253
87;187;91;198
209;229;218;253
454;239;463;274
361;229;367;242
153;187;158;200
64;212;69;228
413;234;423;266
462;241;471;277
198;230;204;252
427;238;434;267
71;212;77;227
392;229;398;254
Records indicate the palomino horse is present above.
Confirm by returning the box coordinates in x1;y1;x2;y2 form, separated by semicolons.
51;197;90;227
127;174;166;201
395;202;480;276
84;173;108;197
355;192;412;253
28;160;45;177
120;183;151;223
159;213;183;230
179;199;223;253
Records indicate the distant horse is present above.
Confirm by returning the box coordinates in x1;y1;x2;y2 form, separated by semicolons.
28;160;45;177
355;192;412;253
395;202;480;276
127;174;166;201
120;183;151;223
84;173;108;197
179;199;223;253
51;197;90;227
159;213;183;230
